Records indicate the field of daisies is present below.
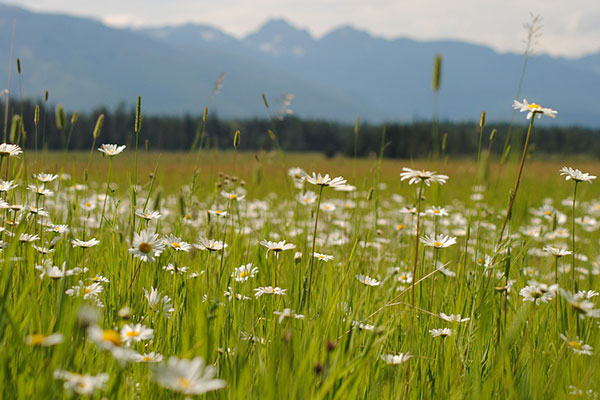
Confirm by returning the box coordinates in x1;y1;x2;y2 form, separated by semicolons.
1;100;600;399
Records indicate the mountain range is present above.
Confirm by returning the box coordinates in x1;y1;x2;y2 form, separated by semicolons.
0;3;599;125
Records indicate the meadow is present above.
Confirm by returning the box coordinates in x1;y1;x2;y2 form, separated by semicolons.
0;136;599;399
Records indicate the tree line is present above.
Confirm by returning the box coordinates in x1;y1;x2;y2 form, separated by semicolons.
2;99;599;158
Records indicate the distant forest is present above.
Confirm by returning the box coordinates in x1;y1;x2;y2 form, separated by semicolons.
2;100;600;158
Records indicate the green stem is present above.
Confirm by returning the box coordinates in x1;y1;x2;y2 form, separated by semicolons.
497;116;535;246
307;185;324;311
571;181;578;292
411;181;425;311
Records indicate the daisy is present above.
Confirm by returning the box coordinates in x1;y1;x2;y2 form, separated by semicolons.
162;263;189;275
47;224;69;234
232;263;258;282
26;332;64;346
208;209;228;217
426;206;449;217
72;238;100;248
356;274;381;286
560;167;596;183
197;237;227;252
400;167;448;186
221;190;246;201
135;352;164;363
164;234;192;252
420;234;457;249
0;179;17;192
560;290;600;318
313;252;334;262
129;229;165;262
224;287;252;301
98;144;126;157
151;356;226;395
87;325;122;349
65;280;104;300
144;287;175;316
273;308;304;324
135;209;162;220
54;370;109;396
439;313;470;323
513;99;557;119
34;173;58;182
260;239;296;254
560;333;593;355
519;281;559;305
305;173;347;189
543;245;572;257
19;233;40;243
381;353;413;365
254;286;287;297
120;323;154;346
0;143;23;157
429;328;453;338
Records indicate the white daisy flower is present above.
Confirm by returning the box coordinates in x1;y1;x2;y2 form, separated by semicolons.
232;263;258;282
429;328;453;338
305;172;347;189
513;99;557;119
98;144;126;156
120;323;154;346
356;274;381;287
254;286;287;297
560;166;596;183
381;353;413;365
560;333;593;355
400;167;448;186
129;229;165;262
151;356;226;395
420;234;457;249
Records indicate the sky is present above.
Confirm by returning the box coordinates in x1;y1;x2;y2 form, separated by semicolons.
8;0;600;58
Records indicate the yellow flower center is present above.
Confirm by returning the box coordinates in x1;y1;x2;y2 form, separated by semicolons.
400;274;407;280
544;210;552;216
527;103;541;109
102;330;121;346
84;287;91;294
178;378;192;388
433;241;443;247
85;202;91;207
397;224;404;230
142;356;153;362
569;340;583;350
126;331;139;337
138;242;152;253
29;334;45;345
229;194;237;200
239;271;249;278
171;242;181;249
434;210;440;214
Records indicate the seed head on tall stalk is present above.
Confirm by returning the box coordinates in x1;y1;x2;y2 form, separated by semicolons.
399;167;448;310
496;99;557;247
559;166;595;291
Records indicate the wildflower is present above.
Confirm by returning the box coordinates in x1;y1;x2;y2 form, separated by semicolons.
19;233;40;243
543;245;572;257
90;275;110;283
513;99;557;119
144;287;175;316
208;209;228;217
254;286;287;297
72;238;100;248
120;323;154;346
273;308;304;323
560;290;600;318
313;252;334;262
129;229;165;262
197;237;227;252
98;144;126;156
151;356;226;395
28;185;53;196
221;190;246;201
135;352;164;363
260;239;296;254
560;167;596;183
519;281;559;305
0;180;17;192
420;234;457;249
439;313;470;322
66;280;104;300
381;353;413;365
87;326;122;349
232;264;258;282
356;274;381;286
35;260;82;280
164;234;192;252
34;173;58;182
429;328;453;338
54;370;109;396
135;209;162;220
560;333;593;355
0;143;23;157
162;263;189;275
400;167;448;186
426;206;449;217
305;173;347;189
224;287;252;301
26;332;64;346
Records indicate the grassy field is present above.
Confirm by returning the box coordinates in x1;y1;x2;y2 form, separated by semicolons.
1;147;600;399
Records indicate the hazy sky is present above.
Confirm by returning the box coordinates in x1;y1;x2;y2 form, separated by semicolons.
9;0;600;57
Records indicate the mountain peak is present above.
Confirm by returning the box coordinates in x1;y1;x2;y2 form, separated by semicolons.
244;18;314;57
